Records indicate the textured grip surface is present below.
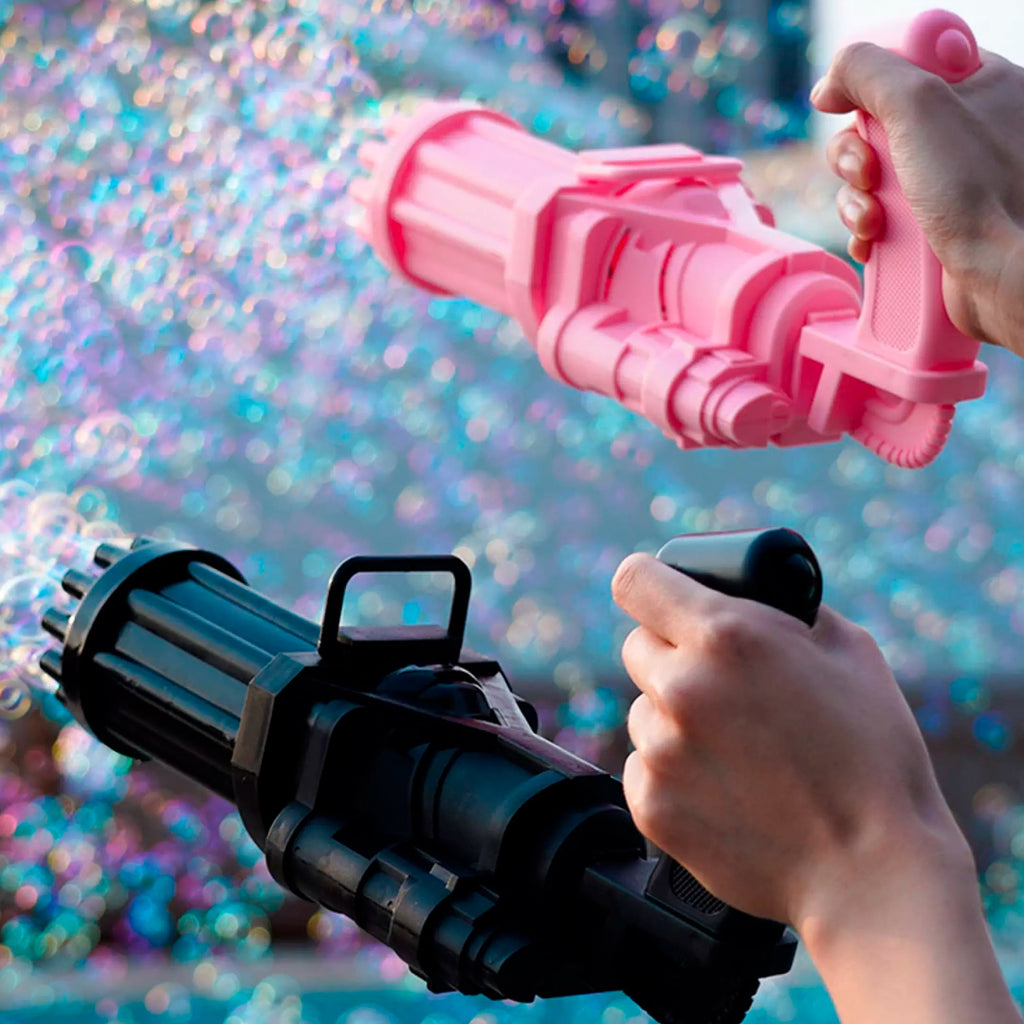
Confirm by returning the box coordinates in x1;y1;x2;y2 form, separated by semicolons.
858;115;922;354
855;10;982;365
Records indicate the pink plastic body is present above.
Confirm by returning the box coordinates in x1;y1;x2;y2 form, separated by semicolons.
351;9;987;466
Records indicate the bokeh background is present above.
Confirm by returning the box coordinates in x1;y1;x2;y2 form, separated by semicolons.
3;0;1024;1021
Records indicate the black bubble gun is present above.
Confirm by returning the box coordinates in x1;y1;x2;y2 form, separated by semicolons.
38;531;818;1024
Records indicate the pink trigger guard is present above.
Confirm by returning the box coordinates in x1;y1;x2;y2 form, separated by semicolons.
854;9;983;368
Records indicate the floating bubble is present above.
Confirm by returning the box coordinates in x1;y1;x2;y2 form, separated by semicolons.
72;412;145;480
0;680;33;720
0;573;60;643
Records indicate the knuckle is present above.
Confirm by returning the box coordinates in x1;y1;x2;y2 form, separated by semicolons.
622;754;665;840
826;128;861;172
699;609;759;661
620;626;643;672
848;236;870;263
834;614;874;649
825;132;844;165
836;185;859;224
655;670;697;723
831;41;874;82
644;735;682;776
630;804;662;845
643;660;696;722
829;614;888;667
632;710;684;775
625;693;648;744
904;71;953;108
846;619;873;644
664;676;718;734
846;620;884;659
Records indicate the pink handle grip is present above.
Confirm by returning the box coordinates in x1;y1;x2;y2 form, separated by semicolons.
855;10;982;366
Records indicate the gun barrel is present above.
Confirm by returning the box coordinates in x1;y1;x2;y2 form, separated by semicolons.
40;538;318;797
39;537;796;1022
353;102;577;327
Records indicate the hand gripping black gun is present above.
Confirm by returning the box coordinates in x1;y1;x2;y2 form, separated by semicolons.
39;528;822;1024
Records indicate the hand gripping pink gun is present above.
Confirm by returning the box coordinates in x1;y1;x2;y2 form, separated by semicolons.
351;9;986;468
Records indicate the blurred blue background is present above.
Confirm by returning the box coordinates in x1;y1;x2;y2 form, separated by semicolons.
2;0;1024;1021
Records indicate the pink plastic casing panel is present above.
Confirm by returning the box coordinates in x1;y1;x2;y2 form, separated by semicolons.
351;8;987;466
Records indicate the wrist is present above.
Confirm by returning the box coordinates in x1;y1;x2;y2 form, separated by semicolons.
971;213;1024;352
794;812;977;959
792;816;1022;1024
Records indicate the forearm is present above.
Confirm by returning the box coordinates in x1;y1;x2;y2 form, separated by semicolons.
798;824;1022;1024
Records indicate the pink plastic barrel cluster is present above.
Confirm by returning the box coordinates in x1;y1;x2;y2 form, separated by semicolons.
351;9;987;468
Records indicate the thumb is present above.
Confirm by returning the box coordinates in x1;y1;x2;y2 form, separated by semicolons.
811;41;946;122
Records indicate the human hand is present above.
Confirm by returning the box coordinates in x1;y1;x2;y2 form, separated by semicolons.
610;552;973;934
812;45;1024;354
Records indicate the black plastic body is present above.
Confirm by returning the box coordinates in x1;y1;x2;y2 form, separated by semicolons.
40;535;806;1024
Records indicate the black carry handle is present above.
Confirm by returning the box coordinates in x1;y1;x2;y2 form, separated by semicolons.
317;554;472;667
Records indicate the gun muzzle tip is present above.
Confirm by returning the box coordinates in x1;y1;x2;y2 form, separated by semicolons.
94;541;131;569
357;139;386;171
351;214;372;244
39;647;63;683
348;175;374;210
382;114;412;139
42;608;71;643
712;381;792;447
61;568;97;601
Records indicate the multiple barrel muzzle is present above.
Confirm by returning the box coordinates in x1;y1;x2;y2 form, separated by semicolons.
40;537;316;796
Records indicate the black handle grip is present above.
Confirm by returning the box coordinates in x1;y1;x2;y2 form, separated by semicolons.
642;527;819;999
655;528;821;626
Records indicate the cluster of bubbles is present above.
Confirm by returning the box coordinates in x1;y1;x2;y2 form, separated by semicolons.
0;743;277;966
0;0;1023;1020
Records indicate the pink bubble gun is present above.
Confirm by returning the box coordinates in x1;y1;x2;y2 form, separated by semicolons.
351;9;987;468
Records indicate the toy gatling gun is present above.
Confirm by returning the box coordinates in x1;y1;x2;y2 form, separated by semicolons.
350;9;986;468
39;529;822;1024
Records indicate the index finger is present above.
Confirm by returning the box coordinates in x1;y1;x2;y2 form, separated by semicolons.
611;552;727;646
811;41;949;121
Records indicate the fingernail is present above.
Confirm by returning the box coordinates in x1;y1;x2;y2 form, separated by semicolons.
810;78;825;103
837;150;862;182
842;197;863;227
